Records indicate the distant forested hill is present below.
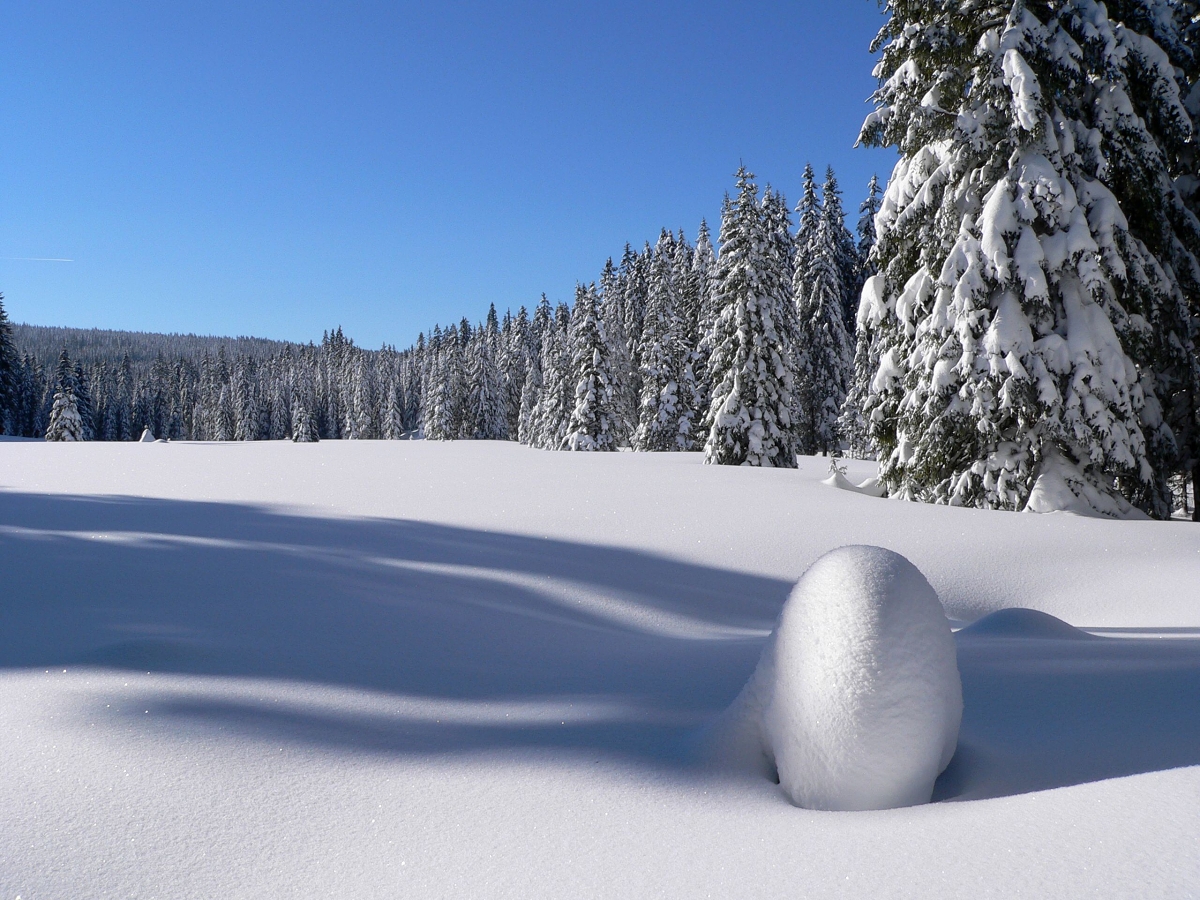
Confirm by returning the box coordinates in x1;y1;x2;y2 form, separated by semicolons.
12;323;298;367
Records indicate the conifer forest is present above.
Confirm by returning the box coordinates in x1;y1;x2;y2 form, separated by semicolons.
4;0;1200;526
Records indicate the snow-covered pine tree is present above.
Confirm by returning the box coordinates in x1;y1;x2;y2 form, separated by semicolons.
763;185;803;441
703;167;800;468
0;295;20;433
465;324;506;440
818;168;863;334
794;172;855;456
45;387;83;442
45;347;85;442
234;362;260;441
499;307;529;439
634;233;692;450
857;174;883;284
291;403;319;442
518;298;552;445
533;304;575;449
384;378;405;439
840;174;886;458
270;373;291;440
214;385;234;442
794;165;822;277
621;244;650;403
598;258;637;443
564;284;624;450
423;330;464;441
858;0;1199;516
690;218;720;447
672;229;705;449
73;363;95;440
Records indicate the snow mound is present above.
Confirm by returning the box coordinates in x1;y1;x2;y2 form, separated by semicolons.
1025;450;1149;520
139;427;156;443
821;469;887;497
712;546;962;811
958;607;1093;640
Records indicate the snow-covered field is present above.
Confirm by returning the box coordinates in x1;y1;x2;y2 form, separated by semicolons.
1;440;1197;898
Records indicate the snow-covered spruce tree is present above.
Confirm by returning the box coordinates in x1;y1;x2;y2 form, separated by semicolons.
45;348;85;442
859;0;1199;516
465;324;506;440
0;295;20;433
673;231;706;450
517;298;552;445
530;307;573;449
839;175;887;459
598;258;638;444
384;379;405;439
857;174;883;284
499;307;530;439
820;169;865;335
564;284;625;451
794;172;855;456
422;332;465;441
634;233;693;451
690;218;720;447
291;403;319;442
621;244;651;404
703;167;800;468
763;185;803;436
73;363;96;440
45;388;83;441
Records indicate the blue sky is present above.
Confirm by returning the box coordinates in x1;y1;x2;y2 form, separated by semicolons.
0;1;897;349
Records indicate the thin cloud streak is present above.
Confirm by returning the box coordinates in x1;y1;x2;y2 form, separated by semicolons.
0;257;74;262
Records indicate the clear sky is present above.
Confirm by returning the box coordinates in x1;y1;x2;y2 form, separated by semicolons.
0;1;897;350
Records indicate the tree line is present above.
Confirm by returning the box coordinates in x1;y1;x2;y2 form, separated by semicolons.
5;0;1200;520
0;163;881;466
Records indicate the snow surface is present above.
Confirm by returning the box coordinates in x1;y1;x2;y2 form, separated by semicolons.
716;546;961;811
0;440;1198;897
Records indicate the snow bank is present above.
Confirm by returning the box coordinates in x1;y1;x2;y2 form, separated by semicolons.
714;546;962;811
1025;449;1148;519
821;468;887;497
959;607;1093;640
139;427;155;442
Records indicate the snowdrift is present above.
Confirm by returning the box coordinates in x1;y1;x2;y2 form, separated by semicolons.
710;546;962;810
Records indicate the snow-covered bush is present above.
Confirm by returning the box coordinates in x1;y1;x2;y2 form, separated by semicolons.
712;546;961;811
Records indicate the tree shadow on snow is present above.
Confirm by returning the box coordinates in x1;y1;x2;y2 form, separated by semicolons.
2;489;1197;794
0;490;784;767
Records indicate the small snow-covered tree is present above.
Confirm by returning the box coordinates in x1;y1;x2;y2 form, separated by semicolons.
45;391;83;442
703;167;800;468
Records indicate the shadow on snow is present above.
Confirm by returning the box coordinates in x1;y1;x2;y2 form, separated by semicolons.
0;490;1197;798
